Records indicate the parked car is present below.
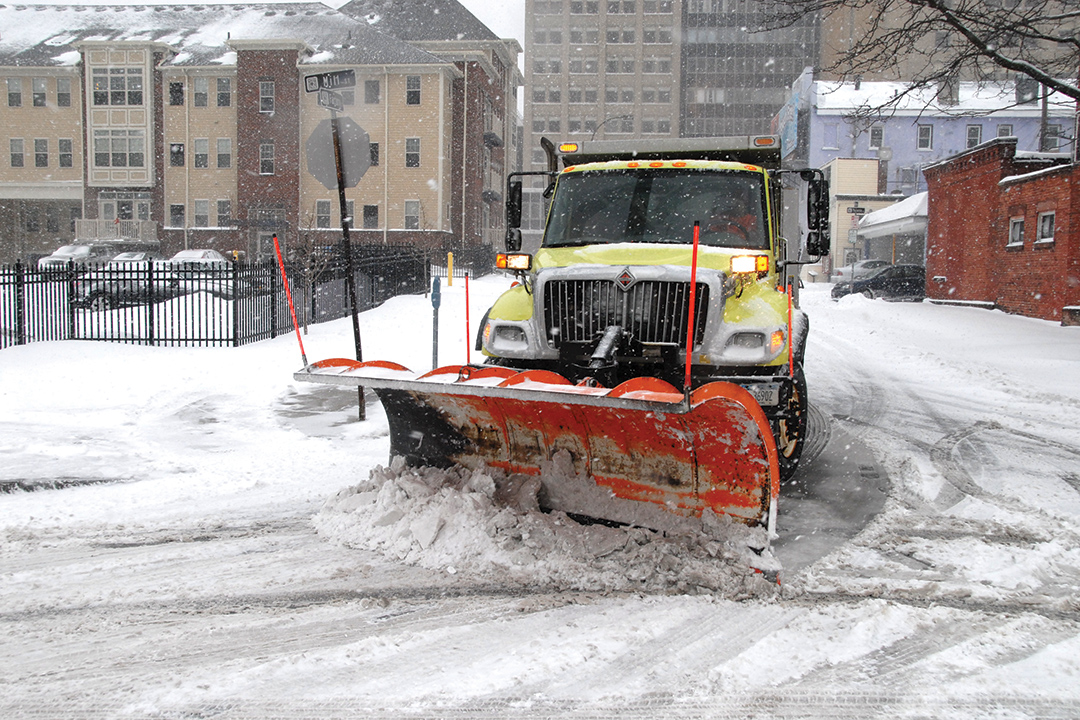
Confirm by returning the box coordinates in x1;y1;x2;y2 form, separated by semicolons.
38;243;119;270
73;253;176;310
164;249;252;299
832;264;926;301
832;259;891;282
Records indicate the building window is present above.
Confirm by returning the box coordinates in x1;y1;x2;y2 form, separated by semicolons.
370;142;379;167
7;77;21;107
259;141;274;174
193;138;209;168
34;138;48;167
404;200;420;229
194;200;209;227
917;124;933;150
869;125;883;150
58;138;73;168
169;81;184;106
1043;124;1062;152
216;77;231;107
997;124;1013;138
259;81;274;113
10;138;23;167
170;142;185;167
46;205;60;233
363;205;379;229
365;79;380;104
217;199;232;226
217;138;231;168
56;77;71;107
32;78;47;107
94;129;145;167
316;199;332;229
92;68;144;106
193;77;208;107
405;137;420;167
406;75;421;105
966;124;982;148
169;204;185;227
1007;217;1024;247
1037;211;1055;242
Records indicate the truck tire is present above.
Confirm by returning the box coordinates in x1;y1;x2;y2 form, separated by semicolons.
774;363;807;481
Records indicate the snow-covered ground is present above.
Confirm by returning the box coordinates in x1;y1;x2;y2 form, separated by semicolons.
2;277;1079;719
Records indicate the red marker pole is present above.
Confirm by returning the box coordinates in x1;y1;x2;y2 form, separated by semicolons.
684;221;701;393
465;272;471;365
273;234;307;366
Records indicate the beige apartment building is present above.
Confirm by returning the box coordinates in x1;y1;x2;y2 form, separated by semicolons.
0;2;520;265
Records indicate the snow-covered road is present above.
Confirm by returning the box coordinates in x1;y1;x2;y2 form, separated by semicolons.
2;279;1079;719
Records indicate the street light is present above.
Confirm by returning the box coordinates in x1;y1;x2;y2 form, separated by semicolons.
591;114;633;140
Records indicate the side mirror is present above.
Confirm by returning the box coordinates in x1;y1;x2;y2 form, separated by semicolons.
807;177;830;233
506;178;522;229
806;230;828;258
505;227;522;253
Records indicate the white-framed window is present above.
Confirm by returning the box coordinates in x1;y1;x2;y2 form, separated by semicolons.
193;199;210;227
169;142;185;167
7;77;21;107
193;138;209;168
869;125;884;150
259;81;274;113
58;138;73;168
405;137;420;167
966;124;982;148
10;138;23;167
91;68;144;106
169;204;185;227
34;138;48;167
1036;211;1055;242
217;199;232;226
216;138;231;168
406;75;421;105
404;200;420;229
1043;124;1062;152
917;124;933;150
316;199;332;229
169;82;184;106
32;77;47;107
997;124;1013;138
1007;217;1024;247
93;129;145;168
259;141;274;175
216;77;231;107
193;77;208;107
56;77;71;107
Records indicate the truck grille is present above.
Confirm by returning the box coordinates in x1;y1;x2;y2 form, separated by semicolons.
544;279;709;347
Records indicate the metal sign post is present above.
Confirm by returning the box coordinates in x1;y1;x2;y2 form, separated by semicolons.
305;69;366;419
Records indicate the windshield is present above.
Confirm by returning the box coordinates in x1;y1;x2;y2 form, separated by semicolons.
543;168;768;250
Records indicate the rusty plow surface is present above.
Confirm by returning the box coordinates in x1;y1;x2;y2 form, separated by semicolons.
294;360;779;532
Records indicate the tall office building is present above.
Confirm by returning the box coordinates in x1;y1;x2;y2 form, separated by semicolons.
521;0;819;233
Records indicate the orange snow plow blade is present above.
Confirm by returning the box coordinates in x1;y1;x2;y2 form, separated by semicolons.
294;360;779;532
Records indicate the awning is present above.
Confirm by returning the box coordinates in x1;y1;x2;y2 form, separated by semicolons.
858;192;927;239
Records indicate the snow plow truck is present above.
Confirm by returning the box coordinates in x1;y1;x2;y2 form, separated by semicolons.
295;135;830;536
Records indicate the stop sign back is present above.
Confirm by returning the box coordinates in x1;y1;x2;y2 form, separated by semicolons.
306;117;370;190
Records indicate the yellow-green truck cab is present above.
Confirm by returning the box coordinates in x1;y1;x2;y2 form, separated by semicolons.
480;136;830;478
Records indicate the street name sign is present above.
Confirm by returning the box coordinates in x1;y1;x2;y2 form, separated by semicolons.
304;69;356;94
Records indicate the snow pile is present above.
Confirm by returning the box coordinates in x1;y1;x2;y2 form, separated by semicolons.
316;456;780;598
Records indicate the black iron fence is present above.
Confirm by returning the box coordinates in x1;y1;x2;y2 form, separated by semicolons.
0;244;461;350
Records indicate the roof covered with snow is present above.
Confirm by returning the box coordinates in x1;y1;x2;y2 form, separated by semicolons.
815;79;1075;117
337;0;498;43
0;3;446;68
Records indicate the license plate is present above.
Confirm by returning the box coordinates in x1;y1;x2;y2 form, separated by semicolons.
742;382;780;406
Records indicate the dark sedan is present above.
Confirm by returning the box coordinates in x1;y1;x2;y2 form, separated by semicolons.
832;264;926;301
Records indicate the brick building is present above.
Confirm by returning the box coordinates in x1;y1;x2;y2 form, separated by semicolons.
0;3;520;265
922;137;1080;322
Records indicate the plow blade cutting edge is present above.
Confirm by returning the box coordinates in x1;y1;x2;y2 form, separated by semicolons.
295;360;780;535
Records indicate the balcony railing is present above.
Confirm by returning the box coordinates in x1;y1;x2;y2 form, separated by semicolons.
74;219;158;242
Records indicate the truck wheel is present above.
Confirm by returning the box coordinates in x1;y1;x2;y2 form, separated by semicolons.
774;363;807;481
